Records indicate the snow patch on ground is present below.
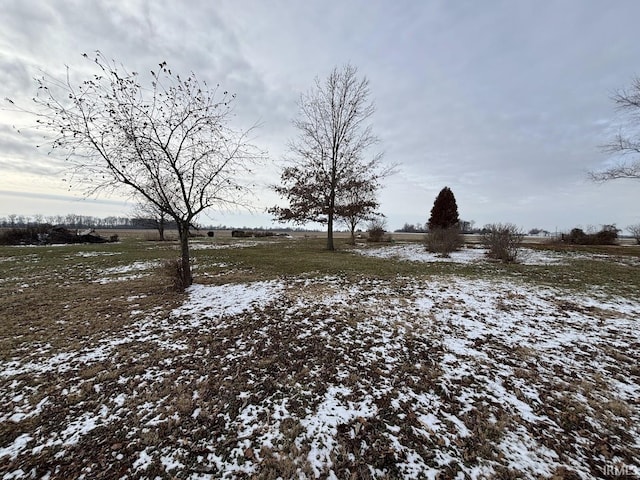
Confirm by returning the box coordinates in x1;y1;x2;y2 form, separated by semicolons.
189;241;262;250
171;280;285;322
92;260;160;283
98;260;161;275
75;251;121;258
299;386;377;477
353;243;568;265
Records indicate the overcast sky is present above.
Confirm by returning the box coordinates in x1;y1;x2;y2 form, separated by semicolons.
1;0;639;232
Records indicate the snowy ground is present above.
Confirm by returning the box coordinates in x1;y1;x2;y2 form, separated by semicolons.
351;243;563;265
353;242;640;268
1;244;639;479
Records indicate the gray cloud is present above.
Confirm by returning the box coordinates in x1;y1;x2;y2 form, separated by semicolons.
0;123;66;176
1;0;639;229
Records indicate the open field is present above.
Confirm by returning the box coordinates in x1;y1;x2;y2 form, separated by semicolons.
1;236;639;479
2;227;635;246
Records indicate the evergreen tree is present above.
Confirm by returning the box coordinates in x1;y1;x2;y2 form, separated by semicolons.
428;187;459;230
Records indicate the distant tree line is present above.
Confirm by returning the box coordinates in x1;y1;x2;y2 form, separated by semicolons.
0;214;330;233
0;214;179;230
395;220;476;234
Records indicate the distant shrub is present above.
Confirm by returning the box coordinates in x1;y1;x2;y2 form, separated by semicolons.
425;227;462;257
207;231;215;238
591;226;618;245
562;225;618;245
231;230;253;238
483;223;524;263
367;218;391;243
368;227;385;242
564;228;587;244
628;224;640;245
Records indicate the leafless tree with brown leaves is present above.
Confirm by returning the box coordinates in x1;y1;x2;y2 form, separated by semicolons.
591;77;640;182
270;64;393;250
8;52;263;287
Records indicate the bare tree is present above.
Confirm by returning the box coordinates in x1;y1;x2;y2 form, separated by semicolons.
132;200;170;241
270;64;391;250
628;224;640;244
10;52;262;287
590;77;640;181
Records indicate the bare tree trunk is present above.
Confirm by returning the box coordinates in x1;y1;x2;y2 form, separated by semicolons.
178;221;193;286
158;215;165;241
327;212;335;251
348;216;358;245
327;176;336;251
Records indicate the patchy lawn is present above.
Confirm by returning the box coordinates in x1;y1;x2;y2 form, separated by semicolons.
1;239;639;479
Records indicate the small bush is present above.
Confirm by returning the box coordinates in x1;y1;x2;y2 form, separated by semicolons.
425;227;462;257
564;228;587;244
368;227;385;242
367;219;391;243
483;223;523;263
628;224;640;245
161;258;189;291
231;230;253;238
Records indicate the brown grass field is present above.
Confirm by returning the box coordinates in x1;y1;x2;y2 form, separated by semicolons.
1;234;639;479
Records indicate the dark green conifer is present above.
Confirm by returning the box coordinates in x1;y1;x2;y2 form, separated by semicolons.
428;187;459;230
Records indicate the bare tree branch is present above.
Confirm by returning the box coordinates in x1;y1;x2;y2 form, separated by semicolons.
591;76;640;182
588;161;640;182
